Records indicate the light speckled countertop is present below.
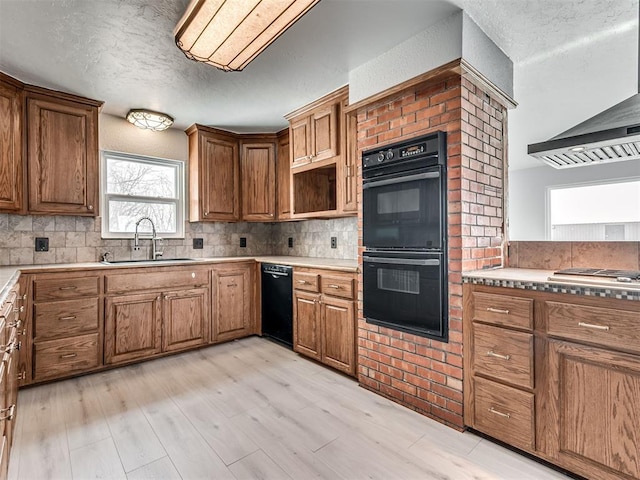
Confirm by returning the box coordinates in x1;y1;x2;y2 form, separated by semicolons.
0;256;359;306
463;267;640;300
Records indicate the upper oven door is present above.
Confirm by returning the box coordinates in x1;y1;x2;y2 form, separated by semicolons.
363;166;443;250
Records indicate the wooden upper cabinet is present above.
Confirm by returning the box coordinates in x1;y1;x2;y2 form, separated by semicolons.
290;117;311;167
276;130;291;220
25;87;101;216
241;141;275;221
311;103;339;162
187;125;240;222
0;73;23;213
286;86;346;170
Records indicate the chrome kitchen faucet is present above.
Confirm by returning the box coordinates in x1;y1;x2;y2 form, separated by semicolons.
133;216;164;260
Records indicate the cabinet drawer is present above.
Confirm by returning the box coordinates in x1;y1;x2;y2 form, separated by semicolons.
105;269;209;293
472;292;533;330
34;298;99;340
34;276;99;301
321;275;354;299
473;323;534;389
474;377;534;451
34;333;100;381
293;272;319;292
546;301;640;354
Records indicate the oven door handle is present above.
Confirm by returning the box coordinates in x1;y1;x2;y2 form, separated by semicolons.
362;171;440;189
363;256;440;266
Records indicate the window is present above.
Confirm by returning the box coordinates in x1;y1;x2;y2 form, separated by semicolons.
547;179;640;241
102;151;185;238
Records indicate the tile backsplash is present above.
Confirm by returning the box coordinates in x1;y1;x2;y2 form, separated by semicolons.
0;214;358;265
508;241;640;270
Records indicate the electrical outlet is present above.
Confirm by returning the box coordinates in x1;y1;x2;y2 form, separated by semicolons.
240;237;247;248
330;237;337;249
193;238;204;249
288;237;293;248
35;237;49;252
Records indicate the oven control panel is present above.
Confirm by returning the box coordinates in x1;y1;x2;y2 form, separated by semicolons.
362;132;444;170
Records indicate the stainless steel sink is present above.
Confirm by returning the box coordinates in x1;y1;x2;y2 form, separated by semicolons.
102;258;198;264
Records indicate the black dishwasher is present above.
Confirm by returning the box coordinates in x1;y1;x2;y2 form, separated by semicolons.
261;263;293;348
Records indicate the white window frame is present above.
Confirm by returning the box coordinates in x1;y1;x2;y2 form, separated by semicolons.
101;151;185;239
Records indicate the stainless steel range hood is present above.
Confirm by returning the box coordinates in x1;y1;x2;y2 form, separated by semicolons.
528;7;640;169
527;94;640;168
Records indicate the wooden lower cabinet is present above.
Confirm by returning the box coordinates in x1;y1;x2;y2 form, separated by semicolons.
212;264;253;343
320;296;355;373
293;291;321;361
104;293;162;364
545;339;640;480
464;283;640;480
162;288;208;352
293;268;356;376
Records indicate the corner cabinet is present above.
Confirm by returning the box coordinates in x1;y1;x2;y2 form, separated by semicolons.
187;125;240;222
293;268;357;376
0;73;23;213
240;141;275;221
463;283;640;480
25;87;102;216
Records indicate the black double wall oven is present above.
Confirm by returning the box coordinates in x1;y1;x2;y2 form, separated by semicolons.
362;132;448;341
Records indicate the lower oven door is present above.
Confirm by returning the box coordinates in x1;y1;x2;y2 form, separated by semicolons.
363;251;447;341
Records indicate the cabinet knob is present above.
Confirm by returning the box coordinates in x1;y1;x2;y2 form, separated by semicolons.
164;295;170;300
87;205;94;211
204;211;209;216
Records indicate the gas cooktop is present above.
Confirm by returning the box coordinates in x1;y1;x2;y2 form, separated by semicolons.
554;268;640;281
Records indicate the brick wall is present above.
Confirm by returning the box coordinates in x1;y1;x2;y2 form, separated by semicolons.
356;71;507;429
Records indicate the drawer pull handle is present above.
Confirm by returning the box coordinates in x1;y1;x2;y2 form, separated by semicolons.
297;280;308;284
0;341;20;354
577;322;609;331
8;320;22;329
59;286;78;291
17;372;26;381
60;353;77;359
60;316;76;321
228;283;237;288
328;284;341;289
12;306;24;313
0;405;15;421
486;307;509;314
488;407;510;419
487;350;510;361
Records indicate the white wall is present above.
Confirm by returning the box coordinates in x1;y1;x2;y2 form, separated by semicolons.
348;11;513;105
508;21;639;240
99;113;188;162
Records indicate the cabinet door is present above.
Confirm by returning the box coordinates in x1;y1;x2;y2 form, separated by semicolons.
241;142;275;221
16;278;31;386
276;132;291;220
290;117;311;167
293;291;321;361
212;266;252;342
341;111;357;213
26;96;98;215
321;296;355;375
104;293;162;364
3;347;18;447
162;288;209;352
201;133;239;221
546;339;640;480
311;103;338;162
0;79;22;212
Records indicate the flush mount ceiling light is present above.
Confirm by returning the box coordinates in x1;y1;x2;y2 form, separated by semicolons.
126;109;174;131
174;0;320;72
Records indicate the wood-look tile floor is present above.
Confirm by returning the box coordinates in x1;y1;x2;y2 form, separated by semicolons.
9;337;572;480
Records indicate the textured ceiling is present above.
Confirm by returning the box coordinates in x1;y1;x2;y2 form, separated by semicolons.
0;0;637;133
